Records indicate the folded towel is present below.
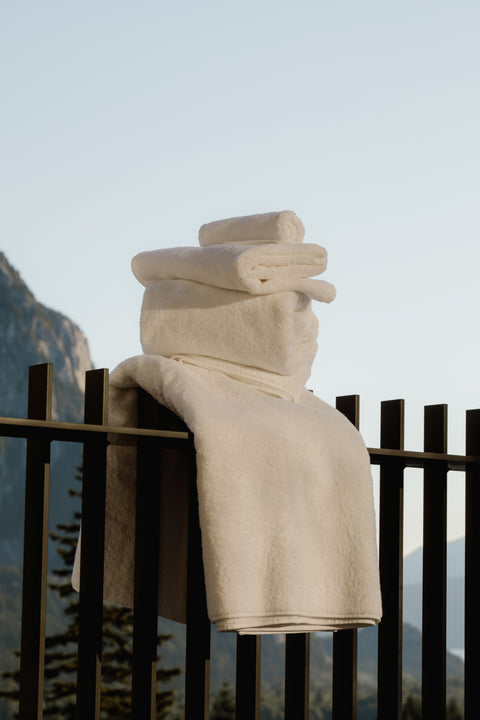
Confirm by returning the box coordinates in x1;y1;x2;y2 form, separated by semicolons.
140;281;318;376
73;355;382;634
131;244;336;303
198;210;305;246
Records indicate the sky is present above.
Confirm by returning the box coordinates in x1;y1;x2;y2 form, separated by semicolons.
1;0;479;555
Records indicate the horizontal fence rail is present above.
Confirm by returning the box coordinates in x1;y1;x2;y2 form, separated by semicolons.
2;416;478;466
0;415;190;441
0;363;479;719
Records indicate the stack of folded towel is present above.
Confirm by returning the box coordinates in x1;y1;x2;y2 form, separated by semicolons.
73;210;382;634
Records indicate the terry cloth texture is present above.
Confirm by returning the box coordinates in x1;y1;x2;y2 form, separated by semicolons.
140;281;319;376
198;210;305;246
73;354;383;635
131;244;336;303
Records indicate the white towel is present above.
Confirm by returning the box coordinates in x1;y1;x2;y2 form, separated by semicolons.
140;281;319;376
131;244;335;303
198;210;305;246
172;355;313;402
73;355;382;635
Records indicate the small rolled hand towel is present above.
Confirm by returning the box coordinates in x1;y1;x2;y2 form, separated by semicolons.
132;244;335;303
140;280;319;376
198;210;305;246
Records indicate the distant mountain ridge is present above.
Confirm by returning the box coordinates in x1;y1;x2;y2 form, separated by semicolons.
0;250;92;565
403;537;465;584
403;537;465;651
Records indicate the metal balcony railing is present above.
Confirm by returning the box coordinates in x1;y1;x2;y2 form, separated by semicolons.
0;363;479;719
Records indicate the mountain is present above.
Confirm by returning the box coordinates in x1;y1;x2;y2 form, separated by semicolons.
155;620;464;714
0;251;92;565
403;537;465;651
0;251;93;701
403;537;465;584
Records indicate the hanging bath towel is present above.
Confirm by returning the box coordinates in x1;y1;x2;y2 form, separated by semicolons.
74;354;382;635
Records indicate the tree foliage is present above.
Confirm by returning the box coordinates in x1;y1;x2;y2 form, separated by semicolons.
0;476;180;718
401;693;464;720
402;694;422;720
210;682;235;720
446;698;464;720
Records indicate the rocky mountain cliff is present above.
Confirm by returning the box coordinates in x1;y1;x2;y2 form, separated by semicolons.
0;251;93;565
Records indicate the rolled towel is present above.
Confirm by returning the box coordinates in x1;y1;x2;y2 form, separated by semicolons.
198;210;305;246
140;281;319;376
132;244;335;303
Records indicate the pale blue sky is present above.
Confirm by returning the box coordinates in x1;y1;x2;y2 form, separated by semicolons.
1;0;479;552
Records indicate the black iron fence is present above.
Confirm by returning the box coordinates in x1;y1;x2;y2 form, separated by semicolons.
0;363;479;719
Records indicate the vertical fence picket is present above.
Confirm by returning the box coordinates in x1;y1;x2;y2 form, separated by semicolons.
332;630;358;720
284;633;310;720
132;389;168;719
465;408;480;720
76;369;109;720
332;395;360;720
422;404;448;720
235;634;261;719
377;399;405;720
19;363;53;720
184;426;211;720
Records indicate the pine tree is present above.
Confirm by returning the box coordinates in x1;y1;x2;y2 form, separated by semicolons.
402;693;422;720
210;682;235;720
1;475;181;718
446;697;463;720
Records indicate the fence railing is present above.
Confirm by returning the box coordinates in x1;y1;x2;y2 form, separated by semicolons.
0;363;479;719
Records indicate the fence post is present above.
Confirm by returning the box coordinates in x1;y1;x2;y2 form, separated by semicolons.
285;633;310;720
465;408;480;720
19;363;53;720
76;369;109;720
332;395;360;720
236;634;261;719
422;404;448;720
377;399;405;720
185;435;211;720
132;389;167;719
